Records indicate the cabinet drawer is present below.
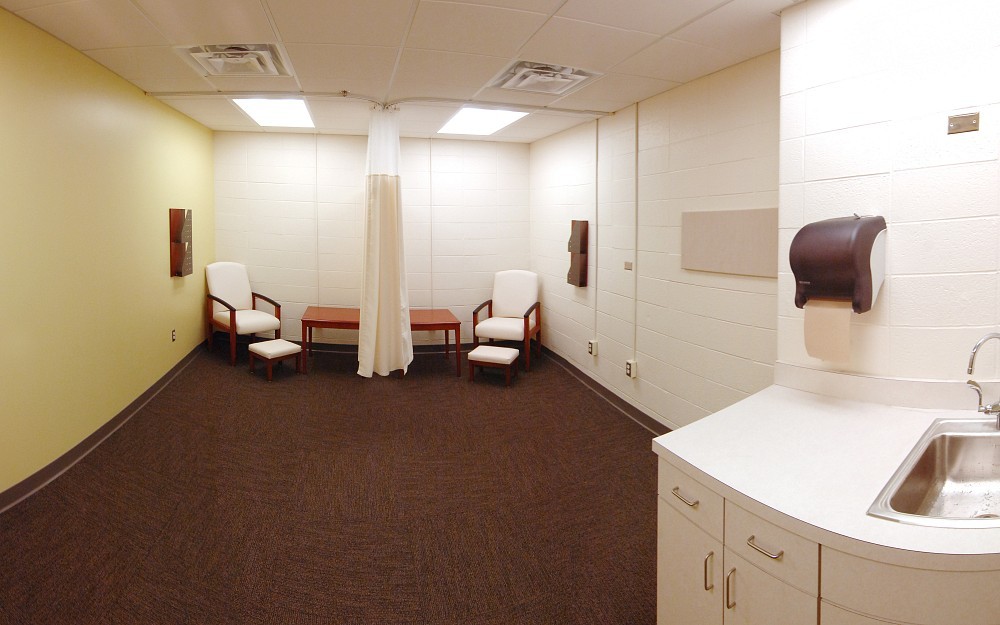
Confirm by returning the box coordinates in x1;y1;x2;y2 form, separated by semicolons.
724;502;818;596
822;547;1000;625
658;458;724;542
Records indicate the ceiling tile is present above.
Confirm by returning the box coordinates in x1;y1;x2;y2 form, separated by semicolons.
449;0;563;12
307;98;374;135
517;17;658;73
85;46;216;91
285;43;398;97
387;49;509;102
555;0;730;37
266;0;415;46
203;75;302;93
492;110;594;142
670;0;782;58
17;0;168;50
613;37;743;84
398;102;463;137
552;73;677;113
405;1;546;56
132;0;276;44
158;96;257;127
471;86;562;108
0;0;67;10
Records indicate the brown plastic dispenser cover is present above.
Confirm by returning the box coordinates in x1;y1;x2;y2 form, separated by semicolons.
790;215;886;313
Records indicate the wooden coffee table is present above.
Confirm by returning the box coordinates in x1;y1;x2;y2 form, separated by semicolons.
300;306;462;376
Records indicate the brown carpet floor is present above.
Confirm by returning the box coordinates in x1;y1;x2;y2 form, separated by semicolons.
0;346;661;625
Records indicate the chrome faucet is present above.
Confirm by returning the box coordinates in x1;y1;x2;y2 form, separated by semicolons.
967;333;1000;428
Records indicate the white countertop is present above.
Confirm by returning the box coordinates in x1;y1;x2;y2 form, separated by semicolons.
652;385;1000;561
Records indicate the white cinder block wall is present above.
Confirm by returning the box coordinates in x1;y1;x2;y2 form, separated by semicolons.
214;132;530;345
779;0;1000;383
532;54;780;430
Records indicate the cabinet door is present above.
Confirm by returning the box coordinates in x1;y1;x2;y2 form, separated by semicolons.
722;549;817;625
658;498;723;625
822;602;904;625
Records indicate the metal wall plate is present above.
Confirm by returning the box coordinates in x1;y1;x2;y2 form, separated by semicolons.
948;112;979;134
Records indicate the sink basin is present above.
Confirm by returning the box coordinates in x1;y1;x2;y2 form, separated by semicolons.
868;418;1000;528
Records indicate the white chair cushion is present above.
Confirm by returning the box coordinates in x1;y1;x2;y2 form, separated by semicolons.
213;309;281;335
468;345;519;365
248;339;301;359
206;261;253;314
491;270;538;319
475;316;535;342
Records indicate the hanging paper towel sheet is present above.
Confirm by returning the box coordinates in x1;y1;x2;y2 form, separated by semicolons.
803;300;852;362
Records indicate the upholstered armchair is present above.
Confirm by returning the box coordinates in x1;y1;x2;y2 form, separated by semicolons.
472;270;541;371
205;262;281;365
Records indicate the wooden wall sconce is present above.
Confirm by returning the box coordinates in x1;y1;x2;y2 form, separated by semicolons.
567;219;588;287
169;208;193;277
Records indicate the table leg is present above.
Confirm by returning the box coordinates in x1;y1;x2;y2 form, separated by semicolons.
301;321;310;374
454;325;461;377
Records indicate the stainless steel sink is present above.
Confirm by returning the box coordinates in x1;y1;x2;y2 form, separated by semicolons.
868;418;1000;528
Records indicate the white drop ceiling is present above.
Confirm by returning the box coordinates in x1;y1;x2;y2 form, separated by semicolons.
1;0;801;142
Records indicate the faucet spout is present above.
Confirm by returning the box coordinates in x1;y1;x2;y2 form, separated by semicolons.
967;333;1000;428
968;333;1000;375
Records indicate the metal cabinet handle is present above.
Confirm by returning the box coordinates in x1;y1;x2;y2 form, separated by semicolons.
746;535;784;560
703;551;714;591
725;568;736;609
671;486;699;508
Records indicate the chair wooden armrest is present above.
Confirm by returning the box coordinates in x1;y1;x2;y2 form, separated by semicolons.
251;292;281;320
472;299;493;326
207;293;236;312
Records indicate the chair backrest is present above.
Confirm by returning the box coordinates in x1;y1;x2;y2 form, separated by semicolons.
206;262;253;314
492;270;539;318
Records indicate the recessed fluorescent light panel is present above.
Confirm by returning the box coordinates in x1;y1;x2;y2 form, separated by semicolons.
438;107;528;136
233;98;314;128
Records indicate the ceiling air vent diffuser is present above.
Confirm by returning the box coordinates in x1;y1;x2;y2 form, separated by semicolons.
492;61;599;95
181;44;289;76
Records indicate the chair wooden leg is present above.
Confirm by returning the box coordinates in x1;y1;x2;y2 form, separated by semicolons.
229;328;237;366
523;336;531;371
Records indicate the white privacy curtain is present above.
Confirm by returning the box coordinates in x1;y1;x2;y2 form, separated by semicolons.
357;106;413;377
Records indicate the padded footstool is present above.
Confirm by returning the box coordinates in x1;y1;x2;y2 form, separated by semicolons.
248;339;302;381
467;345;519;387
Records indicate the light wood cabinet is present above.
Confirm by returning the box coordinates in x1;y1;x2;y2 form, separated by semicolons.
657;459;818;625
821;602;905;625
657;500;722;625
657;455;1000;625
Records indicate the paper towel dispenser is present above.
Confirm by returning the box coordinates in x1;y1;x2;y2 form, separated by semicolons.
790;215;886;313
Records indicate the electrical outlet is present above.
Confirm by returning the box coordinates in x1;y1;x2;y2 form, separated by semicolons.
625;359;637;378
171;329;176;342
588;340;598;356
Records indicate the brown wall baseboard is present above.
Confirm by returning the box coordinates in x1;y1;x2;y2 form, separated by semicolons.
0;347;203;515
541;347;671;437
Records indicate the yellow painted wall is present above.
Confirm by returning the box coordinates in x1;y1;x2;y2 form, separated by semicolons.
0;10;215;492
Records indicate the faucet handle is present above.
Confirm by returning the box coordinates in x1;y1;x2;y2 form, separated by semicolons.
968;379;985;409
